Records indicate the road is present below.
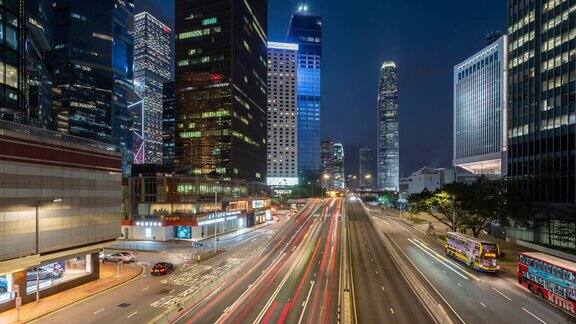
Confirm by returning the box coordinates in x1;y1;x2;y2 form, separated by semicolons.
33;218;286;324
176;198;341;324
345;198;434;324
370;205;575;324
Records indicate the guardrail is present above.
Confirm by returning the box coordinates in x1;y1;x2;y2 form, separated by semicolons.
360;202;454;324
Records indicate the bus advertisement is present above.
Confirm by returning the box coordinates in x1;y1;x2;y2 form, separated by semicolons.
445;232;500;272
517;252;576;317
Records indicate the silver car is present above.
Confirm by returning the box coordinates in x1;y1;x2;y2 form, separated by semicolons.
27;267;64;281
102;252;135;263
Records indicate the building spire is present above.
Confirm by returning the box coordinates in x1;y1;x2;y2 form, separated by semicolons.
296;1;310;13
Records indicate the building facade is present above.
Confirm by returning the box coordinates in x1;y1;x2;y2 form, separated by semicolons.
162;81;175;167
174;0;268;181
133;12;172;164
507;0;576;204
287;3;322;180
377;61;399;191
49;0;134;169
321;140;345;190
0;120;122;311
0;0;24;119
359;147;376;189
23;0;53;129
267;42;298;186
454;35;508;176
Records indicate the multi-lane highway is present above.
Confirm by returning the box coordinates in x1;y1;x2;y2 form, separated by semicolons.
370;204;575;324
346;198;434;323
176;198;342;324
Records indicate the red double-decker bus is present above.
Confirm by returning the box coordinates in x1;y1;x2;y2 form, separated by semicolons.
517;252;576;317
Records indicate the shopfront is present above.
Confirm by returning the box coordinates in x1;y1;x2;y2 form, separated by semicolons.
0;273;12;304
25;255;93;295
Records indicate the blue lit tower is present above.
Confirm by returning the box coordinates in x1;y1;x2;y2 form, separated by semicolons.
287;1;322;181
377;61;399;191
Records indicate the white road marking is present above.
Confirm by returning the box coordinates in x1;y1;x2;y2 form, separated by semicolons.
480;302;487;308
390;308;395;315
142;286;149;291
491;287;512;301
168;289;175;294
522;307;547;324
126;311;138;318
381;286;385;291
457;282;462;288
407;238;469;280
93;308;105;315
298;281;315;324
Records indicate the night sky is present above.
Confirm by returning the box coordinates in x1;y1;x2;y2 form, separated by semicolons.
137;0;506;178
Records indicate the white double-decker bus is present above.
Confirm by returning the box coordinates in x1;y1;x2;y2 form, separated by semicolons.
445;232;500;272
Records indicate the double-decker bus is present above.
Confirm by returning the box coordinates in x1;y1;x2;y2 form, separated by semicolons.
445;232;500;272
517;252;576;317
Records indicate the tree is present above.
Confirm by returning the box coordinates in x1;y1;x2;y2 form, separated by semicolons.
408;184;469;232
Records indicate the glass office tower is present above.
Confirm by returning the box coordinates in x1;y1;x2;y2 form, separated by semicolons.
133;12;172;164
50;0;134;171
508;1;576;204
321;140;344;190
174;0;268;181
377;61;399;191
454;35;507;176
0;0;23;118
359;147;376;189
287;2;322;180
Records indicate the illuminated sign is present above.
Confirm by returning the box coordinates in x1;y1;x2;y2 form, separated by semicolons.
267;177;299;186
267;42;299;51
252;200;264;209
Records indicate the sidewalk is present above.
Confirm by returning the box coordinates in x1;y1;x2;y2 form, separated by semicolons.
0;262;143;323
372;207;531;280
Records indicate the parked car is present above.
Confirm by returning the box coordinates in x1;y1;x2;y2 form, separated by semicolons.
27;267;64;281
102;252;135;263
0;278;7;293
151;262;174;276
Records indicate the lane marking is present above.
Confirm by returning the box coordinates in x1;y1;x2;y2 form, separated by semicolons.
93;308;105;315
390;308;395;315
142;287;149;291
126;311;138;319
522;307;547;324
457;282;462;288
168;289;175;294
491;287;512;301
298;281;315;324
407;238;469;280
480;302;487;308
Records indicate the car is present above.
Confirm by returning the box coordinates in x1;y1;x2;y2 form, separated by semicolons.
102;252;135;263
27;267;64;281
0;278;7;293
151;262;174;276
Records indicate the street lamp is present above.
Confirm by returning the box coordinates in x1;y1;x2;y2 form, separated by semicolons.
34;198;62;302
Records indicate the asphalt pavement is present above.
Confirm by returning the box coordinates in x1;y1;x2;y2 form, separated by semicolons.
345;198;434;324
370;206;575;324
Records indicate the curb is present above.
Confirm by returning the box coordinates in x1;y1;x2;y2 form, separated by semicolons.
25;264;145;323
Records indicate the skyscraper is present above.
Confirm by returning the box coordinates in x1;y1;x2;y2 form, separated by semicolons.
377;61;399;191
162;81;175;167
174;0;268;181
133;12;172;164
267;42;298;186
24;0;53;129
50;0;134;163
0;0;24;119
454;34;507;176
287;2;322;181
507;1;575;204
321;140;345;190
359;147;376;189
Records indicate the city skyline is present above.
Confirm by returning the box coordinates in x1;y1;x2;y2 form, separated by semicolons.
138;0;507;177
